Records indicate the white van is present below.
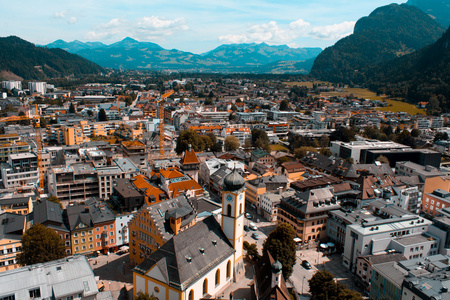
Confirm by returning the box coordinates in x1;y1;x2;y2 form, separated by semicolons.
249;222;257;231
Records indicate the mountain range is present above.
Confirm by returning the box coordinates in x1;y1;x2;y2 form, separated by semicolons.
0;36;104;80
366;25;450;112
310;3;446;83
407;0;450;27
45;38;322;74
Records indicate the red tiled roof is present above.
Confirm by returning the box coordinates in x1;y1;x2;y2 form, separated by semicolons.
180;148;200;165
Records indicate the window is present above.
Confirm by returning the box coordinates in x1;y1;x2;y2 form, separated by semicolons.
96;227;100;232
110;232;114;236
110;224;113;229
110;239;114;244
0;295;15;300
88;230;93;235
203;278;208;295
188;290;194;300
96;235;100;239
75;247;79;252
215;269;220;286
104;225;107;230
29;288;41;298
96;242;100;247
74;233;78;237
74;240;78;245
227;204;232;217
81;231;85;236
226;260;231;278
239;203;242;215
82;238;86;243
82;245;86;250
89;237;93;242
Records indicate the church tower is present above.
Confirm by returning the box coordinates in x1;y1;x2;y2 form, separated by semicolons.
180;144;200;182
221;167;246;280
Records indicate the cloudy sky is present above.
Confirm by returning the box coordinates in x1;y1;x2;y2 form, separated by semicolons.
0;0;406;54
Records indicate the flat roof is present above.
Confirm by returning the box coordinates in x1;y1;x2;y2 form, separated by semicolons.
9;152;37;160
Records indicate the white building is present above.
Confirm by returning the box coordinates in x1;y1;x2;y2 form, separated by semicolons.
0;153;39;188
199;158;245;186
343;214;432;271
28;82;47;94
2;81;21;91
0;255;104;300
260;189;295;221
115;212;134;246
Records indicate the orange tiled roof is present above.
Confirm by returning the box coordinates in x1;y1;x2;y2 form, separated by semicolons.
159;169;184;179
180;148;200;165
169;179;203;198
132;175;165;203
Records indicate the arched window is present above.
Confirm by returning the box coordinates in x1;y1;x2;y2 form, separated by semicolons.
226;260;231;279
227;204;232;217
188;290;194;300
239;203;242;215
203;278;208;295
215;269;220;286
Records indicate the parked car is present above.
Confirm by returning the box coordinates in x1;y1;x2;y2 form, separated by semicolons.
251;233;260;240
249;222;257;231
245;213;252;219
244;225;249;231
302;260;312;269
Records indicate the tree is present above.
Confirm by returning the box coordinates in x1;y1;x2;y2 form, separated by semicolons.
69;102;76;114
279;100;289;111
135;292;158;300
98;108;107;121
18;111;30;126
224;136;240;151
309;270;363;300
46;196;62;208
16;223;65;266
294;146;317;159
309;270;337;300
39;117;47;128
411;128;421;137
243;241;260;261
376;155;390;165
263;223;296;279
175;129;207;154
434;132;449;142
330;126;356;142
251;129;270;151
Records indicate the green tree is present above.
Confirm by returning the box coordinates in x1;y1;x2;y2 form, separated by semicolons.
39;117;47;128
18;111;30;126
294;146;317;159
411;128;421;137
309;270;363;300
309;270;337;300
376;155;390;165
262;223;296;279
98;108;107;121
434;132;449;142
224;136;240;151
279;100;289;111
69;102;76;114
175;129;205;154
135;292;158;300
251;129;270;151
16;223;65;266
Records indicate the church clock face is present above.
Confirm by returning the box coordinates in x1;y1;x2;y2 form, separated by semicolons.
226;194;233;202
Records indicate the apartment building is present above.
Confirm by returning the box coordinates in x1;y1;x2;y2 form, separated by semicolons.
0;140;30;162
0;153;39;189
66;199;116;255
128;195;196;266
422;189;450;216
0;212;26;272
277;187;340;243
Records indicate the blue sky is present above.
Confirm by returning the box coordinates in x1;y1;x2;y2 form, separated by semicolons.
0;0;406;53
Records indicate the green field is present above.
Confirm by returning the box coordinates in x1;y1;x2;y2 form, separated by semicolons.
268;144;289;152
284;84;426;115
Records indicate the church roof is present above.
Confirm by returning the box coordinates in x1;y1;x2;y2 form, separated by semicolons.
224;168;245;191
133;215;235;291
252;252;290;300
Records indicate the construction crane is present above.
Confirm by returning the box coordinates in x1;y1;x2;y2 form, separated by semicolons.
158;90;174;157
0;104;46;192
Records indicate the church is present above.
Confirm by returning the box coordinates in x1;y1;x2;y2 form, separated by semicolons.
132;167;246;300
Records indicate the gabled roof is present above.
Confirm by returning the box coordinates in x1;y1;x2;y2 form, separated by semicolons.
133;215;235;291
180;148;200;165
131;175;165;204
33;200;67;229
160;169;185;180
252;148;271;159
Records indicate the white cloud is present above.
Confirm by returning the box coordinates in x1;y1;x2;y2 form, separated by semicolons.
309;21;355;40
86;16;189;42
52;10;78;24
219;19;355;45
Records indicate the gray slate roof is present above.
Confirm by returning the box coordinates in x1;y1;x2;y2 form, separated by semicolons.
133;215;235;291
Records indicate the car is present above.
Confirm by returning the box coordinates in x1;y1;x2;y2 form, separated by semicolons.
244;225;249;231
302;260;312;269
245;213;252;219
249;222;257;231
251;233;260;240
